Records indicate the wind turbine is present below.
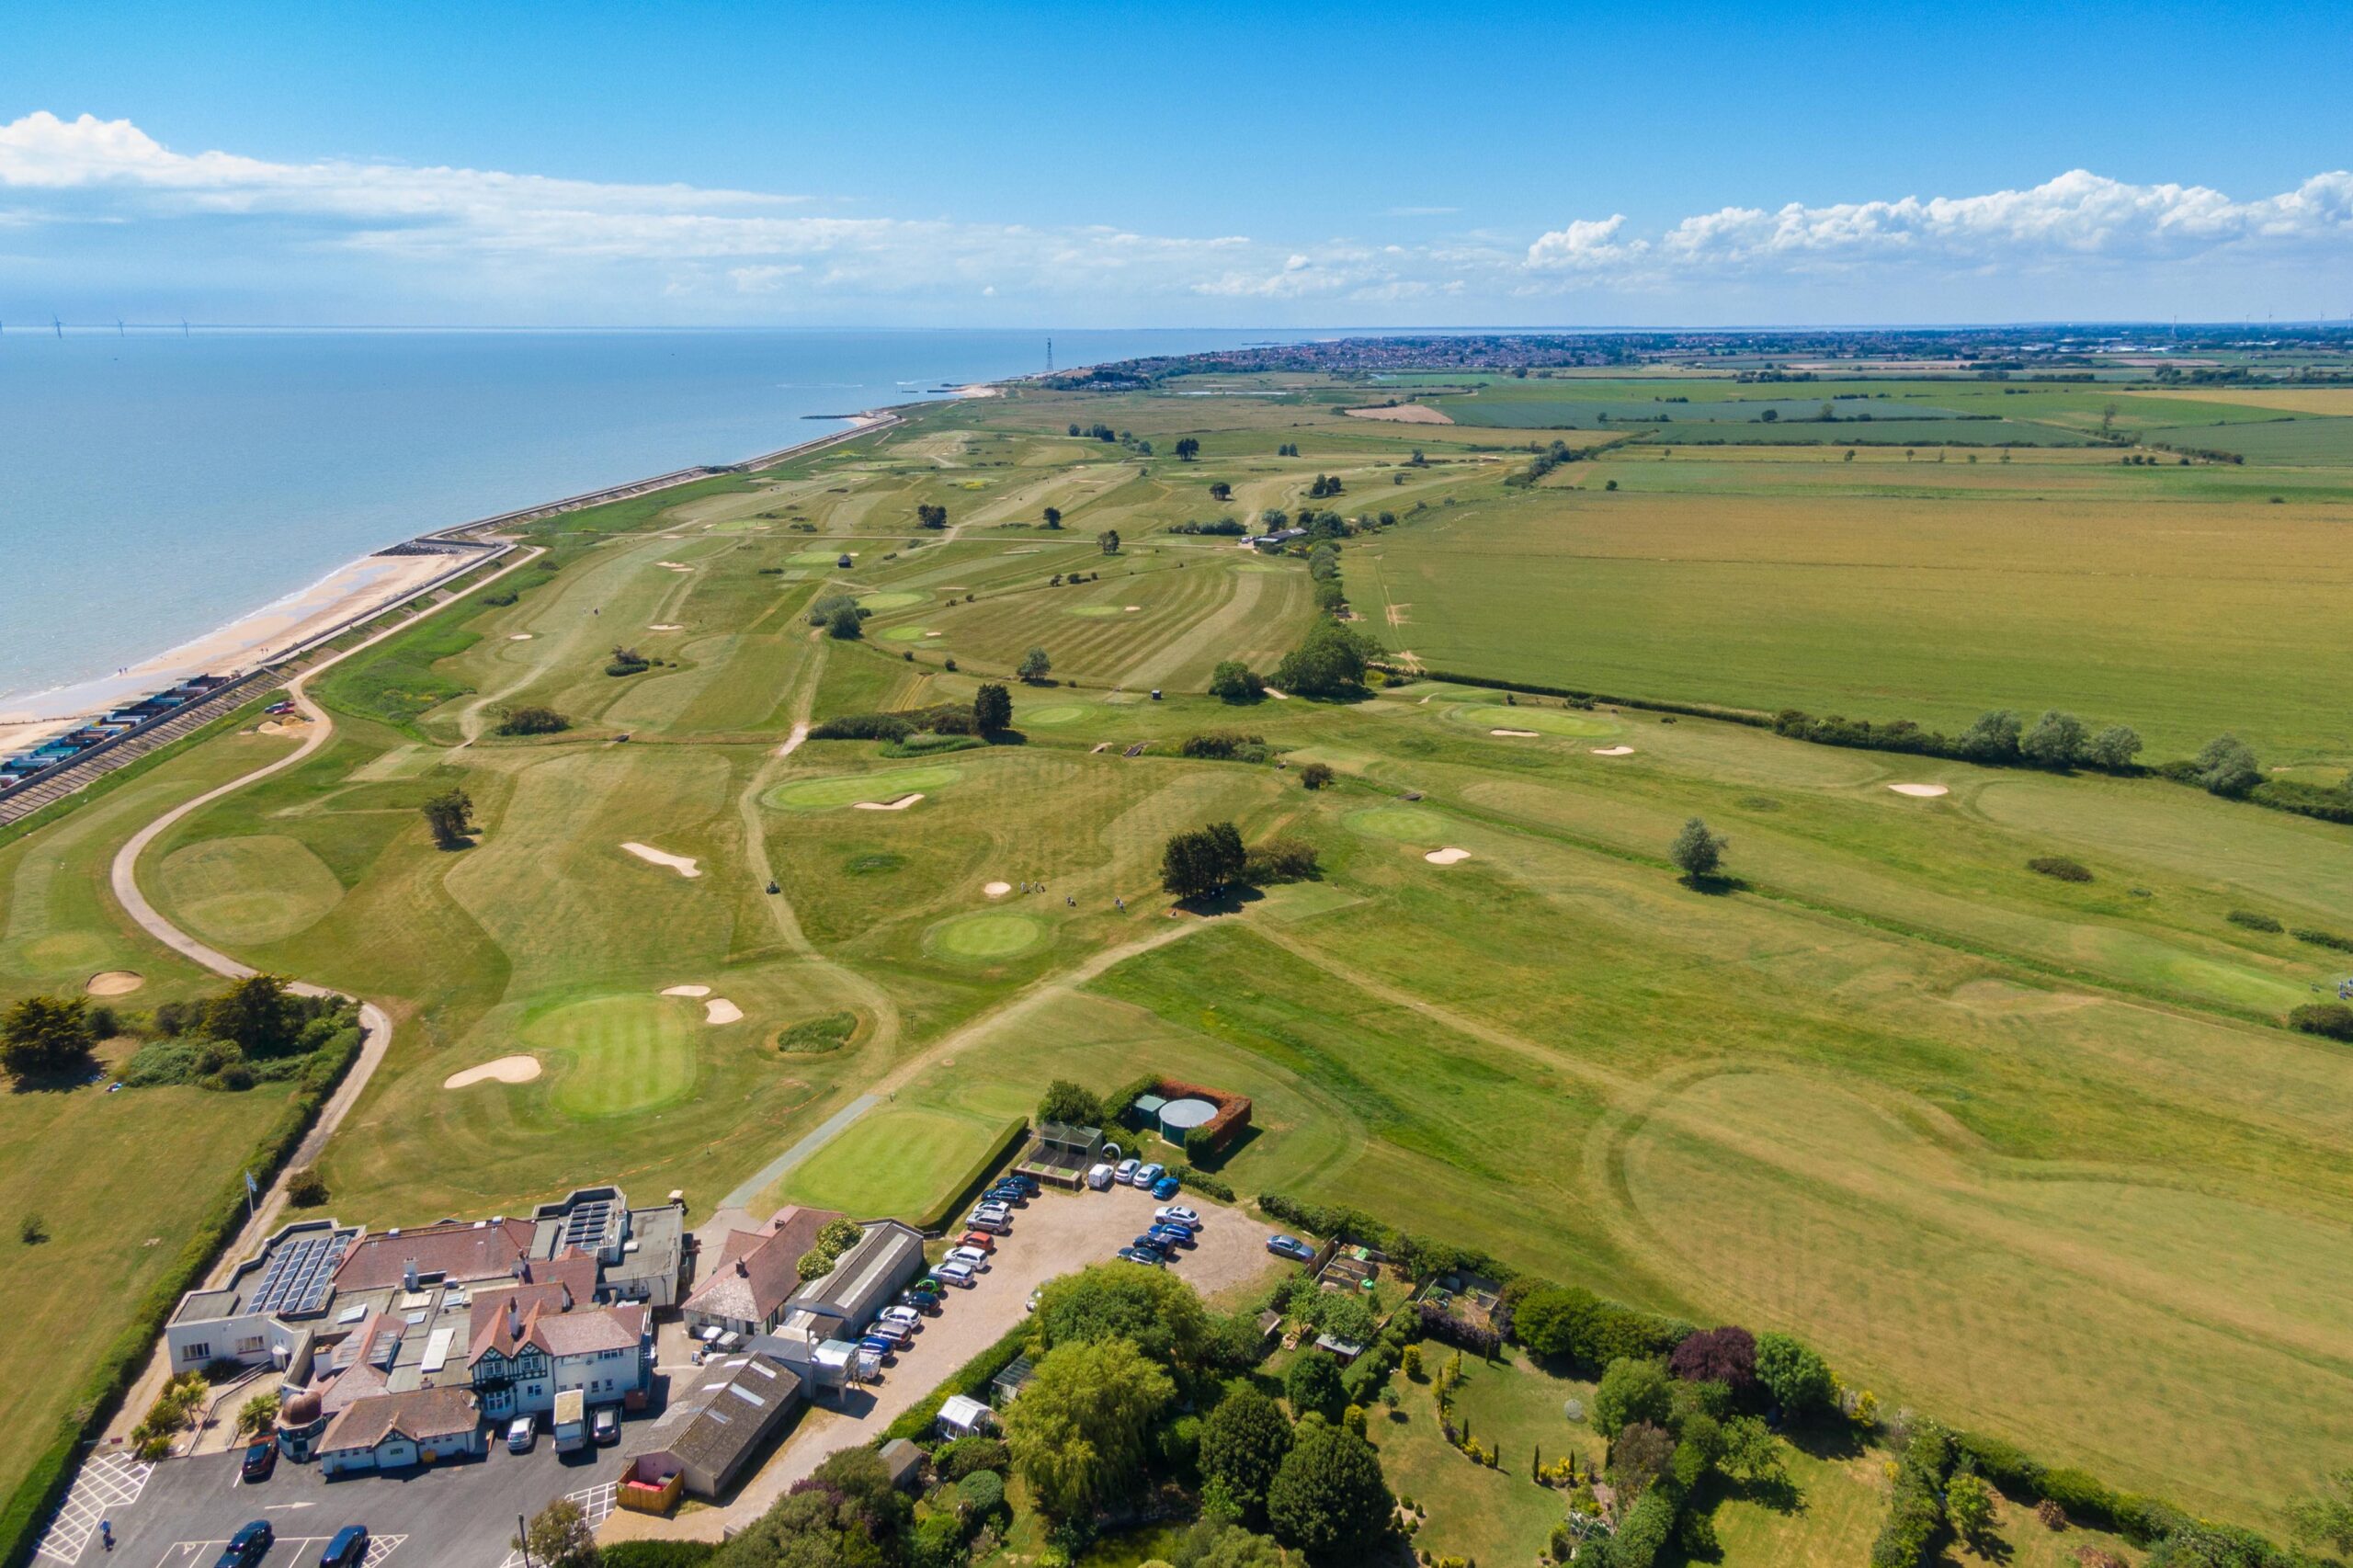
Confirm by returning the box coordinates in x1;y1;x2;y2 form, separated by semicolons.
117;318;126;337
52;314;63;339
182;319;190;338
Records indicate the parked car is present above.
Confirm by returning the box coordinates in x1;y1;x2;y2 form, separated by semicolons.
1148;1223;1196;1250
1086;1163;1116;1190
974;1198;1013;1219
1112;1157;1140;1185
1152;1175;1182;1199
1266;1233;1316;1262
1131;1163;1166;1188
896;1289;941;1315
1154;1205;1201;1228
966;1210;1010;1235
1026;1287;1043;1313
984;1182;1029;1207
881;1305;925;1331
1114;1246;1165;1267
946;1244;991;1270
240;1439;277;1483
592;1406;620;1447
1131;1234;1174;1259
319;1525;369;1568
931;1260;978;1289
1004;1171;1041;1196
506;1415;538;1453
215;1521;273;1568
858;1335;898;1362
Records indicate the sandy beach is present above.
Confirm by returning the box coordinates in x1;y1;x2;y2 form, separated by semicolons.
0;550;470;744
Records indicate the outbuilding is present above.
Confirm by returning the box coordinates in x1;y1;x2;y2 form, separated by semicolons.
315;1387;484;1476
936;1393;995;1439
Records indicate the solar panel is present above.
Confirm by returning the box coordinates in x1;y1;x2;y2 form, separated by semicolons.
561;1199;616;1252
249;1230;351;1316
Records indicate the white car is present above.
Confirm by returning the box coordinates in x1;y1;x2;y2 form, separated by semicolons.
946;1245;991;1270
1113;1157;1140;1185
881;1305;924;1331
1154;1205;1201;1228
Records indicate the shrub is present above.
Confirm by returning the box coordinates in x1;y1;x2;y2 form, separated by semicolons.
285;1168;329;1208
1243;837;1320;886
2289;1003;2353;1042
2227;909;2283;933
937;1434;1008;1482
2293;926;2353;952
2028;856;2093;882
2194;733;2262;796
2037;1500;2068;1530
1668;1326;1756;1395
1181;731;1267;761
1299;762;1335;790
1754;1332;1834;1418
956;1469;1006;1518
494;705;569;735
776;1012;857;1054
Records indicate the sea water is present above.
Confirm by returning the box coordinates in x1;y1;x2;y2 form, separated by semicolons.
0;327;1300;704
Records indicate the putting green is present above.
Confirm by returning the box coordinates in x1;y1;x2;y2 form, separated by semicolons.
764;765;963;811
1067;604;1123;617
1456;705;1617;737
878;624;932;642
776;1107;1006;1219
928;912;1050;961
527;994;700;1119
1346;804;1452;843
1019;704;1086;726
159;835;345;947
858;591;925;610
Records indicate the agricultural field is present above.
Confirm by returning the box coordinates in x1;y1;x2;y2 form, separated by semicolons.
6;360;2353;1547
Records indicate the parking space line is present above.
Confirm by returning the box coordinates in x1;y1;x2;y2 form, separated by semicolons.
151;1533;402;1568
35;1453;155;1564
495;1482;614;1568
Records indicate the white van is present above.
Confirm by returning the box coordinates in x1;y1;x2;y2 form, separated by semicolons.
1086;1164;1115;1190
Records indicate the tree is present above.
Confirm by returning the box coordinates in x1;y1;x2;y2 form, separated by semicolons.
1209;661;1263;704
1036;1262;1214;1369
1269;621;1374;698
1265;1416;1390;1563
1098;528;1121;555
1608;1488;1677;1568
1018;646;1052;682
1957;709;2023;763
1200;1386;1293;1526
825;601;864;639
1041;506;1063;528
1175;437;1201;460
2195;733;2261;796
286;1168;330;1208
1670;1325;1756;1395
496;704;570;735
516;1498;599;1568
1161;822;1247;902
1669;817;1727;881
1592;1357;1674;1437
1298;762;1334;790
203;974;302;1057
235;1392;280;1438
1307;1289;1376;1346
972;682;1014;733
1209;480;1233;501
2019;710;2087;767
1037;1078;1099;1128
2086;723;2143;771
2290;1469;2353;1557
915;503;949;528
1514;1284;1600;1362
1717;1415;1784;1483
1;995;99;1080
1283;1353;1345;1420
1006;1337;1175;1521
1754;1331;1835;1418
1946;1471;1998;1547
1608;1420;1677;1496
422;787;475;849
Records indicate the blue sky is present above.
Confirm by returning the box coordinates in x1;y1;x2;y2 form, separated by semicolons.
3;0;2348;326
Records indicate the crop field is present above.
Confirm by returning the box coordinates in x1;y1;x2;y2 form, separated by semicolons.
6;363;2353;1541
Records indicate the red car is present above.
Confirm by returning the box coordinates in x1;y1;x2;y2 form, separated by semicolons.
957;1230;997;1254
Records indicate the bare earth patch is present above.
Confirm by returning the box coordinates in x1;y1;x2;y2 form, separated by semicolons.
1888;783;1950;798
443;1054;542;1089
1344;403;1454;425
622;841;702;877
984;881;1013;898
1590;745;1636;756
661;984;711;997
85;971;143;996
704;999;744;1025
1426;847;1473;864
853;793;925;811
1491;728;1540;737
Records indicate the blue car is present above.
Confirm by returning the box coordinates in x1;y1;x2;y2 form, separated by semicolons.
1266;1233;1316;1262
1148;1224;1196;1250
858;1335;898;1361
321;1526;370;1568
1152;1175;1182;1199
1131;1234;1176;1258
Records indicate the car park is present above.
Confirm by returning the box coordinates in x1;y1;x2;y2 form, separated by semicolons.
945;1244;991;1270
1154;1205;1201;1228
1112;1157;1140;1184
240;1439;277;1483
1266;1233;1316;1261
506;1415;538;1453
1131;1163;1165;1188
931;1260;978;1288
592;1405;620;1446
320;1526;369;1568
215;1521;273;1568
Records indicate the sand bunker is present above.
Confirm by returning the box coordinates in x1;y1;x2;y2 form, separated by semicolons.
984;881;1013;898
1344;403;1455;425
649;623;684;631
85;971;143;996
622;842;702;877
256;718;313;735
1425;847;1473;865
444;1055;542;1089
853;793;925;811
1125;605;1142;612
1490;728;1540;737
1888;783;1950;798
660;984;711;997
508;632;534;641
704;999;743;1025
1264;688;1290;700
1590;745;1636;756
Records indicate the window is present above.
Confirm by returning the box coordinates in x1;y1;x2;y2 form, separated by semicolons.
236;1336;266;1356
183;1342;211;1362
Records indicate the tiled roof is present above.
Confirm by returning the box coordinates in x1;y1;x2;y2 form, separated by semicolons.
681;1206;844;1325
334;1219;534;1290
318;1386;478;1451
466;1289;643;1367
